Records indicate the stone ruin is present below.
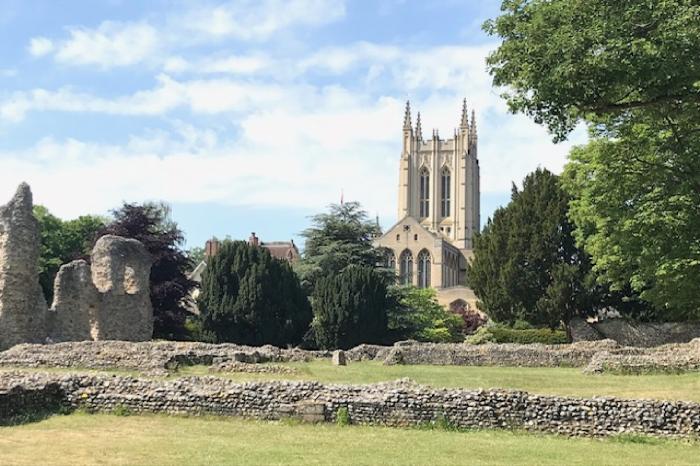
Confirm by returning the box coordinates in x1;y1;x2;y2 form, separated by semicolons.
0;183;153;350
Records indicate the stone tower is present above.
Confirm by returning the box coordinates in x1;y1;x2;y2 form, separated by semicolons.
397;99;480;249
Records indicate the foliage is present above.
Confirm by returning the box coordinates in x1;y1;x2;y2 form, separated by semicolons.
187;246;205;266
563;122;700;319
311;266;389;349
296;202;388;293
485;0;700;319
484;0;700;142
335;407;350;426
468;169;603;328
387;286;464;343
99;202;197;340
198;240;311;346
465;324;568;345
448;301;487;335
33;206;105;303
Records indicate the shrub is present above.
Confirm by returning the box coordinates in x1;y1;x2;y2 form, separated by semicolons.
465;325;568;345
387;286;464;343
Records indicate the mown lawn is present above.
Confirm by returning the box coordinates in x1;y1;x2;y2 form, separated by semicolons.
181;359;700;402
0;413;698;466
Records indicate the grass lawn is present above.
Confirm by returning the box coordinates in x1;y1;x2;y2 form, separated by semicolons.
181;360;700;402
0;413;698;466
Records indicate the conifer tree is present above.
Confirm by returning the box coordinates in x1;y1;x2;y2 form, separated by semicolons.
311;265;389;349
199;240;311;346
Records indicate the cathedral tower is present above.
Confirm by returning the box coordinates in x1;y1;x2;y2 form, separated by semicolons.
397;99;480;249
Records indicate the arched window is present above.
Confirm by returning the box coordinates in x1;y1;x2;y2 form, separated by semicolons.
419;168;430;218
399;250;413;285
417;250;431;288
386;250;396;270
441;168;451;217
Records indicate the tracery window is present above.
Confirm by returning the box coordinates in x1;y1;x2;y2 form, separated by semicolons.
441;168;451;217
419;168;430;218
399;249;413;285
417;250;431;288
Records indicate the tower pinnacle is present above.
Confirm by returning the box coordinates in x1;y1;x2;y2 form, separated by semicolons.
403;101;412;130
470;109;477;139
460;98;468;128
415;112;422;141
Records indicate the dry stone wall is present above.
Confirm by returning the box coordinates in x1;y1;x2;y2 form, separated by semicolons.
2;371;700;438
0;183;154;349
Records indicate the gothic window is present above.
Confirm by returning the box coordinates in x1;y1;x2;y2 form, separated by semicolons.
399;249;413;285
386;250;396;270
441;168;451;217
419;168;430;218
417;250;431;288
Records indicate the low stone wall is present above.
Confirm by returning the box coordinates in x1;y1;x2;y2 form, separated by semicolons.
0;341;392;375
584;340;700;374
0;381;64;422
570;318;700;347
1;372;700;438
383;340;627;367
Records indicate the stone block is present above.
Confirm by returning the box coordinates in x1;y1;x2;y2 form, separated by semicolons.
332;350;346;366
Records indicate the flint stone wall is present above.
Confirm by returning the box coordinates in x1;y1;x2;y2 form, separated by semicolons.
383;340;624;367
0;184;47;349
570;317;700;347
0;341;387;375
0;183;154;349
1;372;700;438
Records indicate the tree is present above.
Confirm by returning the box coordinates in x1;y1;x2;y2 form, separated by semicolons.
296;202;387;293
199;240;311;346
485;0;700;318
563;123;700;319
187;246;205;266
34;206;105;303
98;202;197;340
468;169;638;330
311;266;388;349
484;0;700;141
387;286;464;343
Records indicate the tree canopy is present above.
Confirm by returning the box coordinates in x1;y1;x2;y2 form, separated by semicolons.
484;0;700;141
485;0;699;319
296;202;387;292
98;202;197;339
199;240;311;346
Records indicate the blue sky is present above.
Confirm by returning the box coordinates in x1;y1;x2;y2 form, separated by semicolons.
0;0;586;249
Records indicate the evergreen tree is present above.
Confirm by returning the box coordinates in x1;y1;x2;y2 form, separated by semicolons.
468;169;652;331
99;202;197;340
199;241;311;346
296;202;388;293
311;266;388;349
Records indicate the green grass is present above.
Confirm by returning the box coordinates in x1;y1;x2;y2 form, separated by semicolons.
0;413;698;465
180;359;700;402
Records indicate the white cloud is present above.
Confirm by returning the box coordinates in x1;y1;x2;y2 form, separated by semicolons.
183;0;346;41
28;36;54;56
50;21;160;68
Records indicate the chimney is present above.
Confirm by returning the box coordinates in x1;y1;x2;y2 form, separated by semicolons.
205;238;220;257
248;232;260;247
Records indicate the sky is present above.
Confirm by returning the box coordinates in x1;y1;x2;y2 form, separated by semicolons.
0;0;586;249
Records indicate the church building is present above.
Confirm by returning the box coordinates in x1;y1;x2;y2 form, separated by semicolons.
374;99;480;310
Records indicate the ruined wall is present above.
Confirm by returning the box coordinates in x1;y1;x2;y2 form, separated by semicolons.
0;183;154;349
49;235;153;342
2;372;700;438
570;317;700;347
0;184;47;350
